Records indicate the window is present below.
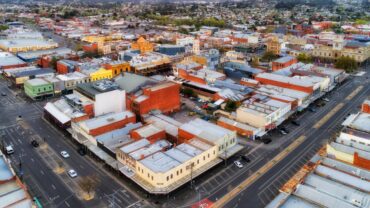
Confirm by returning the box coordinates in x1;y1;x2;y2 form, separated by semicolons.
180;169;182;174
170;174;173;179
213;150;216;155
151;176;153;181
208;153;210;158
167;176;169;181
138;167;140;171
197;159;199;164
203;156;205;161
148;173;150;178
176;171;179;176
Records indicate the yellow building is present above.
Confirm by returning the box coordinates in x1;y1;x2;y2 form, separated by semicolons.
102;61;131;76
89;68;113;81
82;35;122;44
266;36;281;55
131;37;154;54
191;55;208;66
0;39;58;53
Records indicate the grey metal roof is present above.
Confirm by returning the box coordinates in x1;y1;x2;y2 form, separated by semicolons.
114;73;158;94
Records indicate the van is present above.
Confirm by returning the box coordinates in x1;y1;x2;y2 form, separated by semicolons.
5;146;14;155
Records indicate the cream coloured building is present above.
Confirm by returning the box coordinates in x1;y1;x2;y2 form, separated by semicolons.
312;39;370;63
116;137;219;193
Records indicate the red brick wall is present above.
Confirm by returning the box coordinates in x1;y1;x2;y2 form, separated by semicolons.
361;103;370;114
89;116;136;136
353;152;370;171
272;58;298;71
56;61;69;74
178;128;195;141
83;104;94;118
135;83;181;115
217;120;253;137
2;63;28;70
255;77;313;93
178;69;206;84
131;128;166;143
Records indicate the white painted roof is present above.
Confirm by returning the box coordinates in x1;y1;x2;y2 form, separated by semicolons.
80;111;134;131
44;102;71;124
130;140;170;160
140;152;181;173
315;165;370;193
256;73;313;88
120;139;150;154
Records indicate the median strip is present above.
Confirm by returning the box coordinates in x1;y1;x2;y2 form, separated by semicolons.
211;135;306;208
313;103;344;129
345;85;363;101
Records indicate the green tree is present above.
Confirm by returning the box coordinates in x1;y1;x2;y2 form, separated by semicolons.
297;53;313;64
182;88;195;97
49;57;59;70
224;100;238;112
0;25;9;31
335;56;358;72
261;51;278;62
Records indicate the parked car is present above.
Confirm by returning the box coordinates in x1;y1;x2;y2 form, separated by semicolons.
279;129;287;135
316;101;326;107
262;138;272;144
240;155;251;163
308;107;316;112
280;126;289;133
322;98;330;102
77;148;86;156
5;145;14;155
31;140;39;148
291;120;301;126
1;92;6;96
234;160;243;168
67;169;77;178
60;151;70;158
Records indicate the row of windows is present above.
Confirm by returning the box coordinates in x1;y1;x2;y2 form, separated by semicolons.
349;139;370;146
219;138;236;151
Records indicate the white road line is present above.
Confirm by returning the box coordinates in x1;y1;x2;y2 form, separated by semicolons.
52;184;56;190
31;158;34;162
17;139;22;144
40;170;45;175
64;201;70;207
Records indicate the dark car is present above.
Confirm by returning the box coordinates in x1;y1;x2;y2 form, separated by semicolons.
316;101;326;107
280;126;289;133
240;155;251;163
31;140;39;147
308;107;316;112
78;148;86;156
291;120;301;126
262;138;272;144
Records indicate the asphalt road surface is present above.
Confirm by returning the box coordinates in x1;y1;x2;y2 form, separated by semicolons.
0;77;147;208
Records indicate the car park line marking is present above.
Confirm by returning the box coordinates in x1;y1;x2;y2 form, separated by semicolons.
52;184;56;190
211;135;306;208
64;201;70;207
40;170;45;175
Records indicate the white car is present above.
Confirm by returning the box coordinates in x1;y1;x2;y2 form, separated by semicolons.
234;161;243;168
322;98;330;102
60;151;70;158
68;169;77;178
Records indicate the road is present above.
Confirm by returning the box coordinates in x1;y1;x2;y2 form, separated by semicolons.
221;71;370;207
0;77;147;208
157;68;370;208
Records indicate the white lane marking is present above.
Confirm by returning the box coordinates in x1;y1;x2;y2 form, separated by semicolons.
52;184;56;190
65;201;70;207
40;170;45;175
31;158;34;162
17;139;22;144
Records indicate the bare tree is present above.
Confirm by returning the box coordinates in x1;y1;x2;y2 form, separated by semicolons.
78;175;99;198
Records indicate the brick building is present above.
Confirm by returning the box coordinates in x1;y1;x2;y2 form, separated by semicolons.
271;56;298;71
